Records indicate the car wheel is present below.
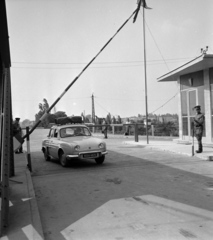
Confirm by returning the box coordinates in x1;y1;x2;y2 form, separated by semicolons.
59;151;68;167
44;148;51;161
95;155;105;164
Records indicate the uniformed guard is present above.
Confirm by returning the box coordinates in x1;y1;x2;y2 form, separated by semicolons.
193;105;205;153
13;117;23;153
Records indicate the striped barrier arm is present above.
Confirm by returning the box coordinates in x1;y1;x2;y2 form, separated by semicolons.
23;9;137;139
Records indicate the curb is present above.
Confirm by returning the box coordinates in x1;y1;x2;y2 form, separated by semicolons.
24;157;44;239
123;140;213;161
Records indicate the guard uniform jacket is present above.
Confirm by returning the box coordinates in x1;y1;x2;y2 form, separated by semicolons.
194;113;205;135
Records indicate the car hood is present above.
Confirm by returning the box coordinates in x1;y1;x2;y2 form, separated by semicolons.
61;136;104;148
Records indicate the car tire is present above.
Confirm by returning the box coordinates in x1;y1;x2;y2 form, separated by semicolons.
59;151;68;167
95;155;105;164
44;148;51;161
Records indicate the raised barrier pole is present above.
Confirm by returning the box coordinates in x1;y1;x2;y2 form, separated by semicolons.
22;9;137;140
26;127;32;172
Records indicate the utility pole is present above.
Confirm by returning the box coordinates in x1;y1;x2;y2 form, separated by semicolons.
143;6;149;144
91;94;95;124
133;0;151;144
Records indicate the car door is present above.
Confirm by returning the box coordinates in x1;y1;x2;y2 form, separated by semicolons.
43;128;52;151
48;128;59;159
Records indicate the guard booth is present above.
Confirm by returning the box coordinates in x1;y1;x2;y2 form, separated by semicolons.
157;53;213;144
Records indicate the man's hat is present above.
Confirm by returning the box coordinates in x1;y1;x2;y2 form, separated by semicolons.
15;117;20;121
193;105;201;110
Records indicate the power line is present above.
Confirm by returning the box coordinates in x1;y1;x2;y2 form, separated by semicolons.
139;15;178;116
11;57;193;65
11;60;194;70
12;57;194;68
12;96;90;102
95;96;169;102
145;20;170;72
95;100;111;115
150;92;178;114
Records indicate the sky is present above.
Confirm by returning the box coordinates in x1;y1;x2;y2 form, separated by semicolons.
6;0;213;121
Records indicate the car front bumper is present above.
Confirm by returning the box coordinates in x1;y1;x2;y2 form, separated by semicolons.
66;151;108;159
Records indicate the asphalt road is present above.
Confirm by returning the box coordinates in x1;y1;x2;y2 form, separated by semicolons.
30;134;213;240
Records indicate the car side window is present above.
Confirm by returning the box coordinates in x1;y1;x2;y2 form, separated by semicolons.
54;129;58;138
84;128;91;136
48;129;52;137
48;129;53;138
50;129;55;138
60;128;66;138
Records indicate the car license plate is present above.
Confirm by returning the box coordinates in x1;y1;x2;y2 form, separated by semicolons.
83;153;98;158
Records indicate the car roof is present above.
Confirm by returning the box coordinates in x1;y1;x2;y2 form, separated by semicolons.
51;124;88;130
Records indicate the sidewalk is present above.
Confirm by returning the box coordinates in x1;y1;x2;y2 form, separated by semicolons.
0;153;44;240
124;137;213;161
1;136;213;239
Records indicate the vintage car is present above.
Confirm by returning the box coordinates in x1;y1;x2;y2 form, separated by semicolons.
41;117;107;167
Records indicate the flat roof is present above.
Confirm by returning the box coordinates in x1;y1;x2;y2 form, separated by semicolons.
157;54;213;82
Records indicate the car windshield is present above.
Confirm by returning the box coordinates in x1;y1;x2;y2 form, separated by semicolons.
60;126;91;138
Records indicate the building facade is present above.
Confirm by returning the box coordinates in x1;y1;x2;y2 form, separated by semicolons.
158;53;213;143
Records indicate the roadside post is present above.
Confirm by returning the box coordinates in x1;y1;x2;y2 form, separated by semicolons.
151;125;154;136
26;127;32;172
191;122;194;156
135;123;138;142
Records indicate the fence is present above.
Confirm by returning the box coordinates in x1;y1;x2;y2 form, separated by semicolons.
85;123;153;142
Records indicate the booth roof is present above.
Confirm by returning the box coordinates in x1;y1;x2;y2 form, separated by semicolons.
157;54;213;82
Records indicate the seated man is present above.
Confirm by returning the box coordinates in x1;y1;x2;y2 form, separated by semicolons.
74;127;83;136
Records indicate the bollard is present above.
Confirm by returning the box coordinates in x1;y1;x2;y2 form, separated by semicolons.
135;123;138;142
26;127;32;172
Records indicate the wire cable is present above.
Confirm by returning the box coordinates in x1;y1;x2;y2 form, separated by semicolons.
150;92;178;114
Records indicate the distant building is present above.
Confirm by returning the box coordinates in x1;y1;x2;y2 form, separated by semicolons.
158;53;213;143
158;116;178;123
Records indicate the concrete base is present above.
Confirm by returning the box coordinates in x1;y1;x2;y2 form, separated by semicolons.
61;195;213;240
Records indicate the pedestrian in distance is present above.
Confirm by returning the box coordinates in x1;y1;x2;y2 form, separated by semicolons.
13;117;23;154
102;118;108;139
124;118;130;136
193;105;205;153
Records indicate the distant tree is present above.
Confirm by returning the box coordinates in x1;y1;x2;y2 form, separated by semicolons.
35;111;48;127
21;119;31;128
106;113;112;124
117;115;122;124
84;116;90;123
47;114;56;124
46;111;67;124
35;99;67;128
112;116;116;124
35;98;50;127
38;98;50;112
54;111;67;118
154;121;178;136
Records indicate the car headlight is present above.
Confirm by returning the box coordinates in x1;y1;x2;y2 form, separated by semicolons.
74;145;80;151
99;143;104;149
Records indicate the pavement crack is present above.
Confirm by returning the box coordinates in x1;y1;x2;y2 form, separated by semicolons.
179;228;197;238
133;196;149;205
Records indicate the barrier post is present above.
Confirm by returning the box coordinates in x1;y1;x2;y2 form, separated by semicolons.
151;125;154;136
135;123;138;142
26;127;32;172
